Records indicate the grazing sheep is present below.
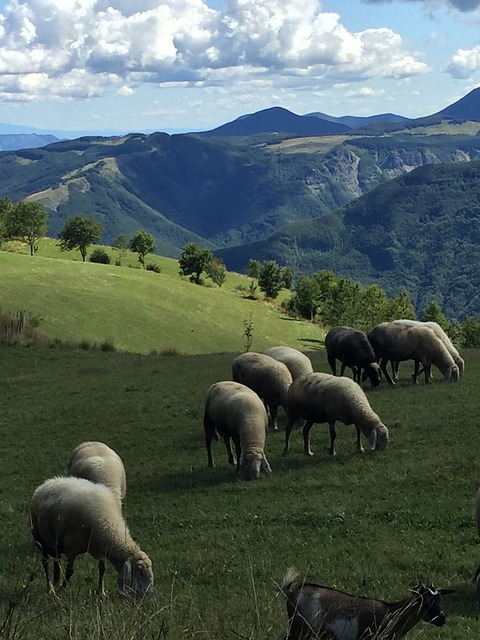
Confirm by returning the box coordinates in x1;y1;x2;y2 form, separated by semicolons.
68;441;126;504
263;346;314;380
281;569;452;640
30;476;153;596
203;381;272;481
232;352;293;431
324;326;381;387
368;322;459;386
393;319;465;377
283;372;389;457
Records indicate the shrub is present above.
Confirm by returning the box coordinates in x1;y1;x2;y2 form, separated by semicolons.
89;248;111;264
146;262;161;273
160;346;180;356
100;338;116;352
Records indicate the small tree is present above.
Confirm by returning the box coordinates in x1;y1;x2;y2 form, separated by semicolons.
179;242;212;285
112;234;128;265
422;301;449;331
258;260;283;299
281;266;294;290
206;256;227;287
4;200;48;255
89;248;111;264
129;230;156;268
0;198;13;243
57;216;103;262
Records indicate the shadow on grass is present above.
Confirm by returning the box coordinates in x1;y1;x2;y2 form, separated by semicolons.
441;580;478;618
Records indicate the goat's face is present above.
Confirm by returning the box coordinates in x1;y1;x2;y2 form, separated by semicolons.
117;555;154;596
416;584;452;627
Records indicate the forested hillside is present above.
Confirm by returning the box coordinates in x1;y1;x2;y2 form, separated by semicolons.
1;126;480;259
217;160;480;320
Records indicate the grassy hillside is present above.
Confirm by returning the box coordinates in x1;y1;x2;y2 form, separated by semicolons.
1;344;479;639
0;240;319;354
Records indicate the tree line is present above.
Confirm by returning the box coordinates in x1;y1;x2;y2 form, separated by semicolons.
2;199;480;347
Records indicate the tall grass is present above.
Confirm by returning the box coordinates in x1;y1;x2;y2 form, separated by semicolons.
0;344;479;638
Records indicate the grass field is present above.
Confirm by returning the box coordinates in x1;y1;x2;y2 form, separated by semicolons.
1;343;480;639
0;241;319;355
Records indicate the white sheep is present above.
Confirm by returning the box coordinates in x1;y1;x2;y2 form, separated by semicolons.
393;319;465;376
368;322;460;386
68;441;126;504
203;380;272;481
30;476;153;596
263;346;314;380
232;351;293;431
283;372;389;457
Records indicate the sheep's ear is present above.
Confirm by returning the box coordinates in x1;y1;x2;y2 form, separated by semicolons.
443;368;452;382
261;456;272;474
117;558;133;594
367;429;377;450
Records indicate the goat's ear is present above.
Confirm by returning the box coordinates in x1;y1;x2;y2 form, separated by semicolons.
367;429;377;450
438;588;455;595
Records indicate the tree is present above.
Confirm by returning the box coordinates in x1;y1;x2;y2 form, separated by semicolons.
129;230;156;268
179;243;212;284
0;198;12;242
258;260;283;299
422;301;449;331
4;200;48;255
112;234;128;265
281;266;294;290
206;256;227;287
57;216;103;262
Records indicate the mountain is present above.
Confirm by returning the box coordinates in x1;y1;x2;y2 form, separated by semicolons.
435;87;480;121
0;133;59;151
217;160;480;320
197;106;351;137
306;112;409;129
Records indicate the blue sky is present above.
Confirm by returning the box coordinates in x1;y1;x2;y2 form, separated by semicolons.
0;0;479;134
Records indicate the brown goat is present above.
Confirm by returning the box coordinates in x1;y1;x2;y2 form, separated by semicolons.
281;570;453;640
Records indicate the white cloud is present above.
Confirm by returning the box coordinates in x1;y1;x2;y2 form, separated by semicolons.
0;0;429;103
361;0;480;12
446;46;480;78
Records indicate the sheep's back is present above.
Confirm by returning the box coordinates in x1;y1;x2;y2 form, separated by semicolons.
232;352;292;401
325;326;376;366
263;346;313;379
205;381;268;436
68;441;126;500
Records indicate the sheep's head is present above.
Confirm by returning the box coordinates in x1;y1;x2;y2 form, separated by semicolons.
241;451;272;481
362;362;381;387
366;423;389;451
117;553;153;596
443;365;459;383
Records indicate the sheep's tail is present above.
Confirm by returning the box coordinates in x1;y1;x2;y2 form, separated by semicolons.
280;567;300;594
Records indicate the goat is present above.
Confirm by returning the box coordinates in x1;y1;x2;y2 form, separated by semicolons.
281;569;453;640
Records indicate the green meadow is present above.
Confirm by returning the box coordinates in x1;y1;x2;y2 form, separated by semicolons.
1;242;480;638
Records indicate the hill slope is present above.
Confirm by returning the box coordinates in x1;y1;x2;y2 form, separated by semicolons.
218;160;480;320
0;246;320;354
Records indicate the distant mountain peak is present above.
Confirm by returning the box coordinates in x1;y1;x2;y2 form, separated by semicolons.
436;86;480;121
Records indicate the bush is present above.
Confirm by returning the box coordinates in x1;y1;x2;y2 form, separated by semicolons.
100;338;116;352
146;262;161;273
89;248;111;264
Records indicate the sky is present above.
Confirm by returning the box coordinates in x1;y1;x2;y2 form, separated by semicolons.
1;0;480;135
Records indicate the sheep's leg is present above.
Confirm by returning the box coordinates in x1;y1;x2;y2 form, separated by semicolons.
283;415;297;455
61;557;75;588
41;553;55;594
302;420;315;456
328;421;337;456
352;365;360;383
97;560;107;596
380;357;395;386
339;362;346;377
223;435;236;466
327;355;337;376
53;558;61;587
355;426;365;454
204;413;217;468
391;360;400;380
232;435;242;473
268;402;279;432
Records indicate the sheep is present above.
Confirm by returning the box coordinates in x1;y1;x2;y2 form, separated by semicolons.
472;487;480;606
30;476;153;596
392;319;465;377
281;569;453;640
368;322;459;386
203;380;272;481
283;372;389;457
263;346;314;380
232;351;292;432
68;441;126;505
324;326;381;387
